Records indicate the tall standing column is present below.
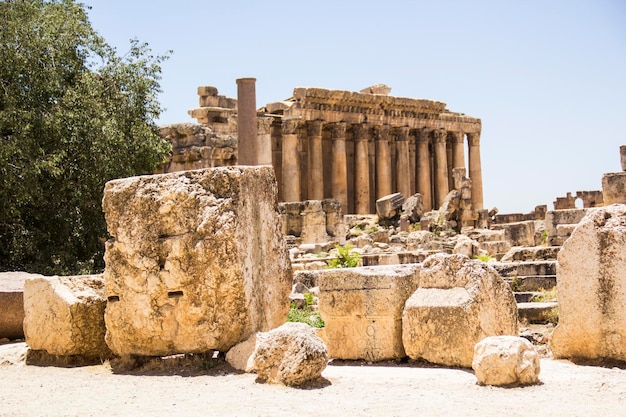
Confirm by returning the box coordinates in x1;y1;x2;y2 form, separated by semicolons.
236;77;258;165
394;127;411;198
375;125;392;198
450;131;466;171
329;122;348;210
433;129;449;208
467;132;484;210
352;123;371;214
306;120;324;200
281;118;301;202
416;128;432;211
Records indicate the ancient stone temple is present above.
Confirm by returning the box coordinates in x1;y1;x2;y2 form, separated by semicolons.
186;83;484;215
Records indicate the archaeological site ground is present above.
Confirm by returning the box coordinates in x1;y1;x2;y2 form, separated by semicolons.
1;81;626;416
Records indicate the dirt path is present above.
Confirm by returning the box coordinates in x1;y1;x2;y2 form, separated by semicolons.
1;342;626;417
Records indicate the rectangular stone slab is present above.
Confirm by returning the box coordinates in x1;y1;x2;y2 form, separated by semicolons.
102;166;292;356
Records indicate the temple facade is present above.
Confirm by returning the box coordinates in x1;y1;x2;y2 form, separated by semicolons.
186;83;484;215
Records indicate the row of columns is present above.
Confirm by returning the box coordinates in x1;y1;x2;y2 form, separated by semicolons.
280;119;483;214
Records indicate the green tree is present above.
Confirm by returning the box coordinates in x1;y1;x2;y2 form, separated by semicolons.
0;0;172;274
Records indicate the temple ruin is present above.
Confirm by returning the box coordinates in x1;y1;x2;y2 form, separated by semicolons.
184;82;484;215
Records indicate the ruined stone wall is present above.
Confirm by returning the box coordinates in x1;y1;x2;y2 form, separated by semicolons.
158;123;237;173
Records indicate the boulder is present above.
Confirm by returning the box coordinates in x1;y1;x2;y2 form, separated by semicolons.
102;166;292;357
472;336;541;386
225;334;257;372
402;253;518;368
23;274;112;359
401;194;424;223
316;264;421;361
252;322;328;386
551;204;626;362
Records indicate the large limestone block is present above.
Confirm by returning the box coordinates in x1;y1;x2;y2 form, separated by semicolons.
0;272;40;340
317;264;421;361
23;274;111;359
551;204;626;362
602;173;626;204
252;322;328;386
402;253;518;368
103;166;292;356
472;336;541;387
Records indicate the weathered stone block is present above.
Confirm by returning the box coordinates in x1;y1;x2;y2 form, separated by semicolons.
602;172;626;204
472;336;541;386
376;193;404;219
252;322;328;386
402;253;518;368
316;264;421;361
551;204;626;362
103;166;292;356
0;272;37;340
23;274;111;359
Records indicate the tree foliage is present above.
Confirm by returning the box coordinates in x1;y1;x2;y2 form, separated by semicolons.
0;0;172;274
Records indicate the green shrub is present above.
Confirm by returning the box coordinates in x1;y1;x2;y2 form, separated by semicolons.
326;244;361;268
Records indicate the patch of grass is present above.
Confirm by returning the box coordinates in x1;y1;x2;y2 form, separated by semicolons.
533;288;557;303
287;301;325;328
510;276;522;292
326;244;361;269
545;306;559;324
473;253;493;263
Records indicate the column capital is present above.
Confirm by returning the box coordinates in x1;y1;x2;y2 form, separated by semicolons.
374;124;391;141
393;126;410;141
467;132;481;146
351;123;372;141
448;131;464;144
257;117;273;135
306;119;324;137
282;118;302;135
416;128;431;143
431;128;448;144
328;121;347;139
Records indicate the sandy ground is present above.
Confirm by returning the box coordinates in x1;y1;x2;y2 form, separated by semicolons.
1;342;626;417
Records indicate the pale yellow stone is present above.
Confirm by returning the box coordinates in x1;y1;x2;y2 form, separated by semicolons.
402;253;518;368
103;166;292;357
551;204;626;362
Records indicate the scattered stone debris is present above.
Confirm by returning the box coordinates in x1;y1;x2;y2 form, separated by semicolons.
472;335;541;387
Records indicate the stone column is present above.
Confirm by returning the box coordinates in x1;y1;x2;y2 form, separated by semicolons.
281;118;301;202
450;131;466;171
306;120;324;200
236;77;258;165
416;128;432;211
375;125;392;198
467;132;484;210
257;117;273;165
329;122;348;210
353;123;371;214
394;127;411;199
433;129;449;208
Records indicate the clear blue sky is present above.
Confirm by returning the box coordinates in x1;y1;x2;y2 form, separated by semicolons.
83;0;626;214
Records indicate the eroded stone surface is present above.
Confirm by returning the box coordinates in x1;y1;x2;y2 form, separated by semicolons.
103;166;291;356
316;264;421;361
551;204;626;362
23;274;111;359
252;322;328;386
402;253;518;368
472;336;541;386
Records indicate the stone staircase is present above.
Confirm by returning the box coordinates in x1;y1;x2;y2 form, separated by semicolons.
490;251;559;324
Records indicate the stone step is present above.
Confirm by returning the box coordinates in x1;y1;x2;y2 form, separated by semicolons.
517;301;558;324
514;291;541;303
491;260;557;278
508;275;557;292
500;246;561;262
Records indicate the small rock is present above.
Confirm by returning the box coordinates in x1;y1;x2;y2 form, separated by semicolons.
472;336;541;386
